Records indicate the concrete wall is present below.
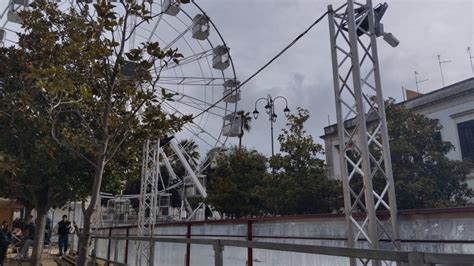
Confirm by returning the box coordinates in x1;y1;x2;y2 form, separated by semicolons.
94;207;474;266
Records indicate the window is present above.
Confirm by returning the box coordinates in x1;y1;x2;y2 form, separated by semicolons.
457;120;474;163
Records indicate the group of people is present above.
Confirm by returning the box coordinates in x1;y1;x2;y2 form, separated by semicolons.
0;214;73;264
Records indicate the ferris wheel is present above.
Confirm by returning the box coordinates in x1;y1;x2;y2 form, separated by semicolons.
0;0;240;219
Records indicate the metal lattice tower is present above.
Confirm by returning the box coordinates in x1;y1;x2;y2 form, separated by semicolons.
328;1;400;265
136;137;220;265
137;139;160;266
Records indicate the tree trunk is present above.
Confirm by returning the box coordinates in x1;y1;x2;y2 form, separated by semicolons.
76;209;93;266
239;135;242;148
31;208;48;266
76;159;106;266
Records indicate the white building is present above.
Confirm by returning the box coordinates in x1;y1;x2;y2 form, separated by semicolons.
321;77;474;187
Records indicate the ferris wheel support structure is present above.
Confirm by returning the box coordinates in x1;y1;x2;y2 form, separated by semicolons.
328;1;400;265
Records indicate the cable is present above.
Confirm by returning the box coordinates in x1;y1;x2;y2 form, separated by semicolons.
191;10;329;121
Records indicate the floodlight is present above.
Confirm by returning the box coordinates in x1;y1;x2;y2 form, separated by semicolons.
382;32;399;48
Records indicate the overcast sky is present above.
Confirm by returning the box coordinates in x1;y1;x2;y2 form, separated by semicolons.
195;0;474;156
1;0;472;158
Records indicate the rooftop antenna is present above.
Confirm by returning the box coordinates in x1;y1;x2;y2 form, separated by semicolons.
414;71;428;93
437;54;451;87
468;47;474;74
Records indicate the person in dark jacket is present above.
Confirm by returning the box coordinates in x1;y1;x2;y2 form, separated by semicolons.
0;221;11;266
57;215;71;257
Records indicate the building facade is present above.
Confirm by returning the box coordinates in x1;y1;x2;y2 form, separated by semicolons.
321;78;474;187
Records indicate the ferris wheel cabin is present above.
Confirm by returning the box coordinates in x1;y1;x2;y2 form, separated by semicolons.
222;113;242;137
6;0;29;24
223;79;241;103
212;45;230;70
163;0;180;16
192;14;209;40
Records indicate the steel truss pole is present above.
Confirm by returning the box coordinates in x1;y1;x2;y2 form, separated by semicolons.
137;140;160;266
327;1;400;265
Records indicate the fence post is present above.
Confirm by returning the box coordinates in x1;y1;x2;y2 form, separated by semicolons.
92;237;98;266
106;228;112;265
124;227;130;264
407;252;424;266
149;237;155;266
185;223;191;266
213;240;224;266
247;220;253;266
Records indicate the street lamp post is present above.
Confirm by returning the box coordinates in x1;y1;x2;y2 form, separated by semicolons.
253;94;290;157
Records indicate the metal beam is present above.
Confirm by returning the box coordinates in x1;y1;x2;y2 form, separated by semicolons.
169;138;207;198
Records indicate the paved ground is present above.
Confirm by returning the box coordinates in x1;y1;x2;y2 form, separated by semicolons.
4;247;59;266
4;255;57;266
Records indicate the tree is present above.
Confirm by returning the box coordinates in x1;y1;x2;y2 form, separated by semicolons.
266;108;343;215
385;99;472;209
4;1;191;264
206;147;268;218
179;139;200;165
0;47;93;265
237;110;252;148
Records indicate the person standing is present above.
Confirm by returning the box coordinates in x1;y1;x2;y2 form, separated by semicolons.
57;215;71;257
0;221;11;266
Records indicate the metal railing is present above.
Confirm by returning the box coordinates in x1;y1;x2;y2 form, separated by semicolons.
91;235;474;266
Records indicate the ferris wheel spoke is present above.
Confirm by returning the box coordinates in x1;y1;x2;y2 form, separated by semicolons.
146;13;163;43
161;100;218;128
183;125;213;147
163;106;217;149
161;87;228;113
183;123;222;148
161;101;223;146
157;76;225;86
162;24;192;51
162;48;213;71
178;98;221;115
169;98;223;118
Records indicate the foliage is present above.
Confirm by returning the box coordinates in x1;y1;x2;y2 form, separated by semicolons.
206;147;268;218
266;108;343;215
385;99;473;209
1;1;191;264
0;46;93;265
207;108;343;217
